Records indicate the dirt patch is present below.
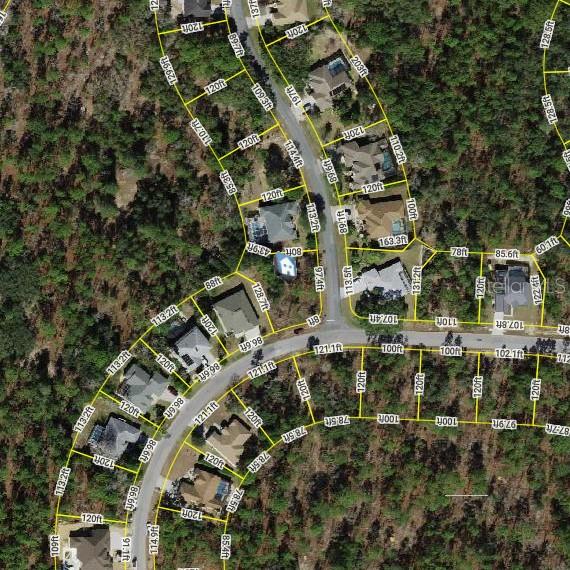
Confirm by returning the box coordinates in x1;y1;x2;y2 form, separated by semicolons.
430;0;448;20
310;27;344;62
115;167;139;208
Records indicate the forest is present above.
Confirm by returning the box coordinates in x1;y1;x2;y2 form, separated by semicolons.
0;0;569;567
340;0;570;250
156;352;570;569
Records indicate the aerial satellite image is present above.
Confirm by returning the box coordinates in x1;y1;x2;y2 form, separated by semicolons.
1;0;570;568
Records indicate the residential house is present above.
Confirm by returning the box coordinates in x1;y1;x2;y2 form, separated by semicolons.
63;525;112;570
179;466;232;513
172;325;215;372
306;52;352;111
349;258;412;299
339;138;396;188
274;252;297;280
248;201;300;245
494;264;532;317
116;363;169;414
355;195;406;240
205;415;252;467
87;415;141;461
171;0;212;18
212;286;260;340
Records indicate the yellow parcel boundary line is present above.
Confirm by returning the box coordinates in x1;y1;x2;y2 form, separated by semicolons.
152;345;563;567
52;3;570;568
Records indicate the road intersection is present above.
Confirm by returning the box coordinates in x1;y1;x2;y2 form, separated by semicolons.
49;0;570;568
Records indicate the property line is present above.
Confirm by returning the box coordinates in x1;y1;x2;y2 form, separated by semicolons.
204;18;228;27
203;514;228;524
139;337;158;355
99;390;121;405
236;270;256;284
338;178;406;198
306;399;317;425
265;34;288;48
224;466;245;481
172;370;193;390
415;350;423;420
237;183;306;208
306;13;330;28
322;134;345;148
478;252;485;323
158;27;182;36
265;310;277;333
219;146;241;161
259;426;276;446
158;505;181;514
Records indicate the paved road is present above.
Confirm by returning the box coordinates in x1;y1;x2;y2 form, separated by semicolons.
231;0;343;323
131;5;565;566
131;324;560;567
132;8;348;564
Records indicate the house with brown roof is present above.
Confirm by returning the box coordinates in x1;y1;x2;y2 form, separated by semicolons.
339;138;396;188
305;52;352;111
179;466;232;513
355;195;407;241
205;415;252;467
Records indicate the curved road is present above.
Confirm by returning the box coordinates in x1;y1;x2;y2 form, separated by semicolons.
131;4;563;566
232;0;344;323
131;324;558;567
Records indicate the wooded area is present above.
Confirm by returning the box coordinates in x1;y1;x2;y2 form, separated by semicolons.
0;0;569;567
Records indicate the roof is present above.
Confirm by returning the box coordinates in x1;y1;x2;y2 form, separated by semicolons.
183;0;211;17
352;258;411;298
274;252;297;278
495;265;531;314
205;416;252;466
69;526;112;570
340;138;396;186
89;416;140;461
179;466;231;511
307;53;351;110
118;363;169;414
213;286;259;337
355;195;406;239
173;326;214;370
259;201;299;243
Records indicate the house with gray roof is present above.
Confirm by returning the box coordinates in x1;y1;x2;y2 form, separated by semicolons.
339;138;396;187
184;0;211;17
254;201;300;244
171;0;212;18
212;286;260;340
63;525;112;570
306;52;352;111
347;258;411;299
494;264;532;317
87;415;141;461
172;325;215;371
116;363;169;414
